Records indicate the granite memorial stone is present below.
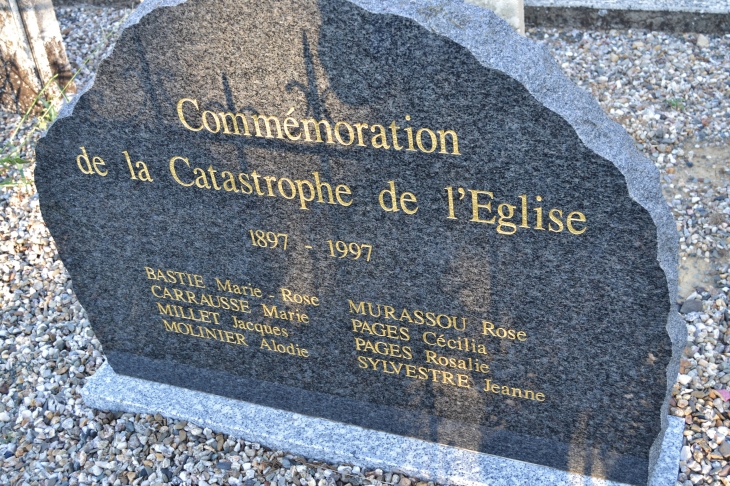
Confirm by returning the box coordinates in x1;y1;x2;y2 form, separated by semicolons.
35;0;684;484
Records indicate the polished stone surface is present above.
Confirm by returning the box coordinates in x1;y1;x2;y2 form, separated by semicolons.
83;362;685;486
36;0;682;484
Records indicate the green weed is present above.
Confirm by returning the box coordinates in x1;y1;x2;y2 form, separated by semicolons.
0;16;129;187
666;98;685;111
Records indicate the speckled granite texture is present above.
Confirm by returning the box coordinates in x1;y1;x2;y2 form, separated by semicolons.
523;0;729;14
36;0;683;484
83;362;685;486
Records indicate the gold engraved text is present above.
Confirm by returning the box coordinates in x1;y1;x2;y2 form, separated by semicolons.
162;319;248;346
347;300;467;331
481;321;527;341
484;379;545;402
260;338;309;358
177;99;460;156
357;357;471;388
423;332;488;355
261;304;309;323
424;350;490;374
145;267;205;288
354;337;413;359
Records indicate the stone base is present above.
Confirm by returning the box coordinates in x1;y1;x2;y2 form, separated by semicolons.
82;363;683;486
524;6;730;34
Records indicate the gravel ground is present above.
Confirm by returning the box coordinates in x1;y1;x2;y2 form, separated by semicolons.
1;7;729;486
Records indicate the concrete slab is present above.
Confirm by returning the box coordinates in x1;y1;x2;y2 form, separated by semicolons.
82;362;685;486
525;1;730;33
525;0;729;15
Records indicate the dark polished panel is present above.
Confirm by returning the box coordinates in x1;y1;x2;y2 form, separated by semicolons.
35;1;674;484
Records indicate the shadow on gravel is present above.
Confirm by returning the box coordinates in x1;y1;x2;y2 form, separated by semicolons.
674;140;730;299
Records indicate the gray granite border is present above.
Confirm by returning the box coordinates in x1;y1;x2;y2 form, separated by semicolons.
347;0;684;481
58;1;684;483
83;362;684;486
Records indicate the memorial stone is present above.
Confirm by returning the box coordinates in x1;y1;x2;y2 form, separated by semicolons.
34;0;684;484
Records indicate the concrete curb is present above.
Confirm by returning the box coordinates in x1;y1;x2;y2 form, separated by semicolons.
52;0;730;32
525;6;730;33
83;362;686;486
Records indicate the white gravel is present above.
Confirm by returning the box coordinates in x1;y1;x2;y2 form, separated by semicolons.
1;7;729;486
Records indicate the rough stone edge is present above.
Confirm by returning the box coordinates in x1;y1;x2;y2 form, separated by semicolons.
84;362;686;486
650;414;685;486
52;0;187;124
48;0;684;482
349;1;684;482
